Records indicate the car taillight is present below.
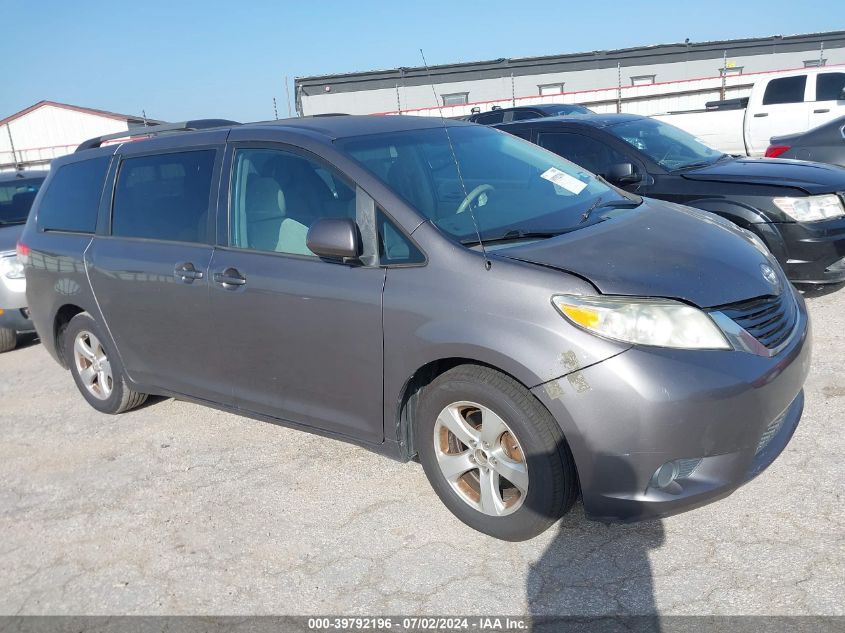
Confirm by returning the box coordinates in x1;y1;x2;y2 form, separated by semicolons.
765;145;791;158
16;241;30;265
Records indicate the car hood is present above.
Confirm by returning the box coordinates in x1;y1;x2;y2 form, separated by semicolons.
0;224;23;254
495;199;782;308
681;157;845;194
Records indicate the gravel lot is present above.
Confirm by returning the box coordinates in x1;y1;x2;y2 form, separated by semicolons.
0;285;843;617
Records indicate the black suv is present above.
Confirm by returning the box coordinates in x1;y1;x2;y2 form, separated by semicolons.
468;103;593;125
497;114;845;284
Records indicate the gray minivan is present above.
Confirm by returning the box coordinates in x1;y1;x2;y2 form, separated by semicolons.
21;116;810;541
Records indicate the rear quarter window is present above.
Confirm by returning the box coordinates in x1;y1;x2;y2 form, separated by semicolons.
111;150;216;243
36;157;110;233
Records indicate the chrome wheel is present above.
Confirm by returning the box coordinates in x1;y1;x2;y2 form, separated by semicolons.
433;401;529;516
73;330;113;400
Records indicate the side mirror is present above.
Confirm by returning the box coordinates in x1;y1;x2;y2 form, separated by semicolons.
605;163;641;185
306;218;360;261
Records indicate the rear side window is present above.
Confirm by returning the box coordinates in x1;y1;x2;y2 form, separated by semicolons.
816;72;845;101
0;177;44;225
37;157;110;233
509;110;542;122
762;76;807;105
112;150;215;243
473;111;505;125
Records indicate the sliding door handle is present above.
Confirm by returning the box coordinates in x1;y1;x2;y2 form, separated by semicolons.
213;268;247;288
174;263;204;283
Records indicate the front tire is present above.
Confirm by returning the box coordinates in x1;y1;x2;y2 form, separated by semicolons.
64;312;148;414
0;326;16;353
415;364;577;541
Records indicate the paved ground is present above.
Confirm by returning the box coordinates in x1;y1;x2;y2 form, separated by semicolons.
0;285;843;617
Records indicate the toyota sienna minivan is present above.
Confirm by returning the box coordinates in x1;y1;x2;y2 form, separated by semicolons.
21;116;811;541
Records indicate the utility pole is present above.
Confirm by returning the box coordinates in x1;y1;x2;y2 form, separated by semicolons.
720;50;728;100
5;124;20;170
616;63;622;113
284;76;293;118
511;73;515;107
395;84;402;115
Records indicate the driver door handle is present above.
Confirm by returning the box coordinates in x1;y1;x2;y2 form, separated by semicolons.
813;108;830;114
753;112;768;118
213;268;247;288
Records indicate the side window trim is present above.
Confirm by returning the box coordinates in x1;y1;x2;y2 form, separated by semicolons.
109;145;222;245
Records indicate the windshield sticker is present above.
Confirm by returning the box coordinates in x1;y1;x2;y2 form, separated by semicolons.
540;167;588;195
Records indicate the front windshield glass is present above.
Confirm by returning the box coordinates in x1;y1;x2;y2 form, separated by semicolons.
338;125;631;244
607;118;724;171
0;177;44;225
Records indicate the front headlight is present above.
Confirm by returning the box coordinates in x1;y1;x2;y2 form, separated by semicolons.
772;194;845;222
0;251;25;280
552;295;730;350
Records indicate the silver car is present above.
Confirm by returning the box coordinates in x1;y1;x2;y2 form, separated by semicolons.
0;170;45;352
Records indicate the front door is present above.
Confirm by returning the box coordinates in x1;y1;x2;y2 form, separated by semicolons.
87;147;224;402
208;145;385;443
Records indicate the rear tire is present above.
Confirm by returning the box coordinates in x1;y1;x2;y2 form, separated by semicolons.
415;364;577;541
64;312;148;414
0;326;16;353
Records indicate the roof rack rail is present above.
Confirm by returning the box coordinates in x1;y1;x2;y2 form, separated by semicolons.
75;119;241;152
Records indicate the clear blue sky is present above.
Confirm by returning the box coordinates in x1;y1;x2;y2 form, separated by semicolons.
1;0;841;122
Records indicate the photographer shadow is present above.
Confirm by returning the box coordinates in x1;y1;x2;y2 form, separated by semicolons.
527;454;665;631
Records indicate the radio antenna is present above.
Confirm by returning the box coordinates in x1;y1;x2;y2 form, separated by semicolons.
419;48;491;271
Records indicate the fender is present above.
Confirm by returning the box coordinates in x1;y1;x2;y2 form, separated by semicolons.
682;198;788;267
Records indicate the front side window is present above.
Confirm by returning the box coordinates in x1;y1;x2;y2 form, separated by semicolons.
112;151;215;243
229;148;356;256
1;177;45;225
338;125;632;245
538;132;631;177
37;157;110;233
607;118;724;171
762;76;807;105
816;72;845;101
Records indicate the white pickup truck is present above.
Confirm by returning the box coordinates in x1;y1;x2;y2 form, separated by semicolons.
654;67;845;156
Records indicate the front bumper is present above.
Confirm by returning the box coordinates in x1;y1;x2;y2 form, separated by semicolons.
532;291;811;522
775;217;845;284
0;306;33;333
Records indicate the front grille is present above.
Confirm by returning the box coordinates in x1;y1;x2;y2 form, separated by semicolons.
716;293;797;350
756;407;789;456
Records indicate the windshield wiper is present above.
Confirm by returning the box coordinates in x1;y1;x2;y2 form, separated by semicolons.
579;197;642;224
461;229;576;247
674;155;727;171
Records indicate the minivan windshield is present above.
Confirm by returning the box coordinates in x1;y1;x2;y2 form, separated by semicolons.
607;118;725;171
338;125;637;244
0;177;44;225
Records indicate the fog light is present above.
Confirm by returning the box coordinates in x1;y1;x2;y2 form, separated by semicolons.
651;458;702;490
653;462;680;489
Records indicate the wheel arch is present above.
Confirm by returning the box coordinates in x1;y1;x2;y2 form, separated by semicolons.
53;304;86;368
394;356;569;464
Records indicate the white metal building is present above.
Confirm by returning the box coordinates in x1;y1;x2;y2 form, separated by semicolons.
0;101;153;172
295;31;845;118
